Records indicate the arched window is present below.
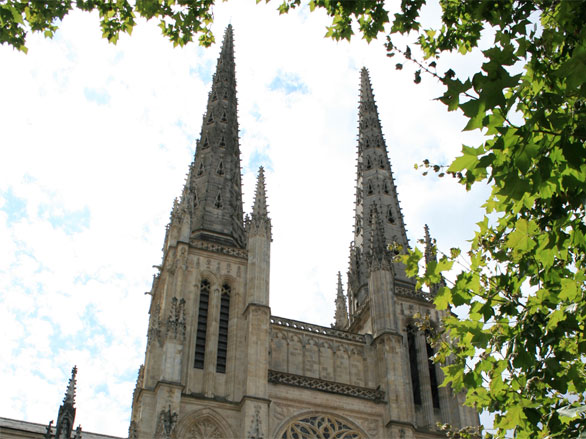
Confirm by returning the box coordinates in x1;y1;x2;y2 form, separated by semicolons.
216;284;231;373
194;280;210;369
407;325;421;405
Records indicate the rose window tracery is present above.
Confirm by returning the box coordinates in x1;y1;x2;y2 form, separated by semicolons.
280;414;365;439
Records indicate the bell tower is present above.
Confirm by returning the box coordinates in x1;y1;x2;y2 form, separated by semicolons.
129;26;271;439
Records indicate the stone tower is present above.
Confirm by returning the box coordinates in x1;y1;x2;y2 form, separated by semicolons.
129;25;272;439
128;29;479;439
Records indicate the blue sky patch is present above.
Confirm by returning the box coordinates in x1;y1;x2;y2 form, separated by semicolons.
268;72;309;95
0;188;27;225
39;204;91;235
248;149;273;173
84;87;111;105
190;56;214;84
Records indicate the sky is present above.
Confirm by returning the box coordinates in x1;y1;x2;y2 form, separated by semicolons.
0;1;490;436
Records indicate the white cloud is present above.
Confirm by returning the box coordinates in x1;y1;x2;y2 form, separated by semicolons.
0;1;489;436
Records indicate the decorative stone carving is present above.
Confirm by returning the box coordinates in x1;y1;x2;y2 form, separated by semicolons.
247;405;264;439
185;419;223;439
148;304;162;346
190;238;248;259
128;421;138;439
278;414;366;439
166;297;186;340
155;406;178;439
268;369;384;403
271;316;366;343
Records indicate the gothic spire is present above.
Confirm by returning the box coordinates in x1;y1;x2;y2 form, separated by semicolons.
54;366;79;439
63;366;77;405
248;166;272;239
424;224;444;296
424;224;434;267
252;166;268;219
334;271;349;329
179;24;245;248
351;67;410;283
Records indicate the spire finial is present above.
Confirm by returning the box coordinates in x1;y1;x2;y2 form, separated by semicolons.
64;366;77;405
248;166;272;240
334;271;349;329
424;224;434;266
252;166;268;218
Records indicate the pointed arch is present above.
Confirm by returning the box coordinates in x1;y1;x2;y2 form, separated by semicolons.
216;160;224;176
172;408;234;439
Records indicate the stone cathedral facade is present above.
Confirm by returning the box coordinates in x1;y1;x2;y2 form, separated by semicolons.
0;25;479;439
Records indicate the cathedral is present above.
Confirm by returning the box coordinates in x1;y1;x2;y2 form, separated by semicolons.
0;26;479;439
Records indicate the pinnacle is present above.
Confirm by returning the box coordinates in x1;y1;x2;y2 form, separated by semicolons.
252;166;268;218
63;366;77;405
424;224;435;265
337;271;344;298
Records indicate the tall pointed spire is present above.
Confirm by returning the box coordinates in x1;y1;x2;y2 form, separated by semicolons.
424;224;434;267
63;366;77;405
248;166;272;239
53;366;81;439
350;68;410;283
252;166;268;219
334;271;349;329
176;24;245;248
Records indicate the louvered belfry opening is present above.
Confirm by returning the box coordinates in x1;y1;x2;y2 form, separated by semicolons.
216;284;231;373
407;325;422;405
426;334;441;409
194;279;210;369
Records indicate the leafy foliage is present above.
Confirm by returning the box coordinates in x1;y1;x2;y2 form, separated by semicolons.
3;0;586;437
0;0;216;52
275;0;586;438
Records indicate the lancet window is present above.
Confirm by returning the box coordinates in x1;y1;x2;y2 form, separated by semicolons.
407;325;421;405
216;284;231;373
194;280;210;369
426;332;441;409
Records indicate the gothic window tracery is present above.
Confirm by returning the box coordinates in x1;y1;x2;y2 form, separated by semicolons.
197;162;205;176
207;112;214;124
279;414;365;439
219;136;226;147
366;156;372;170
202;137;209;149
217;161;224;176
221;111;227;122
216;284;230;373
194;280;210;369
